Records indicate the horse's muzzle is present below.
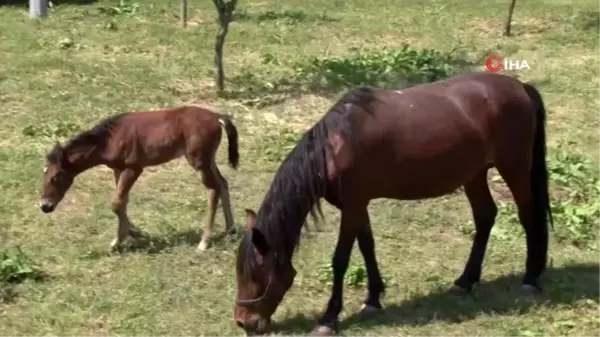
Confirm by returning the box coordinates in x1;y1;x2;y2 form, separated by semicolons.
236;316;270;336
40;200;56;213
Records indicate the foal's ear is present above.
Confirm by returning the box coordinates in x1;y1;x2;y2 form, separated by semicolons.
325;132;353;180
245;209;257;230
49;141;68;166
251;227;270;257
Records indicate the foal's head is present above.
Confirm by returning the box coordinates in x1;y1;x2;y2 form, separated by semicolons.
234;209;297;335
40;142;75;213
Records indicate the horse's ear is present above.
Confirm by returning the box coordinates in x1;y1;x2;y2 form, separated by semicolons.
52;141;63;157
325;132;353;180
245;209;257;230
251;227;270;257
48;141;66;165
54;142;71;168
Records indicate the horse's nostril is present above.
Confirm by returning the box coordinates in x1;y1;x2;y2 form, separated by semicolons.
40;203;54;213
236;320;244;329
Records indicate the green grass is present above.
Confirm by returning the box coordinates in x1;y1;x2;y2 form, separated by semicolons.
1;0;599;335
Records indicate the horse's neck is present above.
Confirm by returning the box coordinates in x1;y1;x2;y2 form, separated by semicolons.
261;199;313;262
65;144;104;174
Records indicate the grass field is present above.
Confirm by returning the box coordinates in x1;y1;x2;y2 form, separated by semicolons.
1;0;599;335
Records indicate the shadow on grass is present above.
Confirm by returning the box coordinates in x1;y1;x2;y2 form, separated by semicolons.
115;226;245;255
232;7;339;24
272;263;599;335
0;0;96;6
573;10;600;31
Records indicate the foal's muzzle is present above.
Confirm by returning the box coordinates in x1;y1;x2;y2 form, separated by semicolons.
40;199;56;213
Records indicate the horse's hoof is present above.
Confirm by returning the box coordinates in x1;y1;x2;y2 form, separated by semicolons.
521;283;541;294
308;325;335;336
450;283;471;295
197;241;210;252
357;303;382;317
128;227;143;239
226;227;237;235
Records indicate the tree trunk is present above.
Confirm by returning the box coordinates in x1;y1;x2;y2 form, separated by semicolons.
504;0;517;36
181;0;188;27
214;15;230;95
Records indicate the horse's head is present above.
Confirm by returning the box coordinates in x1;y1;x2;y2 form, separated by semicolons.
40;142;75;213
234;209;297;335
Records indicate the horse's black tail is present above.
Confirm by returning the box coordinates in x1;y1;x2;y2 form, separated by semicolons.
523;82;553;229
218;114;239;169
522;82;553;279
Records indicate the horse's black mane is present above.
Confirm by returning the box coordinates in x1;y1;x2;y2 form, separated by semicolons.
47;113;129;164
237;87;378;281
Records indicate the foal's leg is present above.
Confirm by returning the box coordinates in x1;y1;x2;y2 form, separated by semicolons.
311;207;363;336
196;161;221;251
454;168;498;292
110;168;143;252
496;165;548;292
355;214;385;314
194;158;235;251
210;160;235;234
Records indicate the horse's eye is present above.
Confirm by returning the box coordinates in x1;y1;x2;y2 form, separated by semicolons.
50;175;60;183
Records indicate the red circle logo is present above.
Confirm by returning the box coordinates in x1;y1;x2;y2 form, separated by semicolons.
485;55;504;72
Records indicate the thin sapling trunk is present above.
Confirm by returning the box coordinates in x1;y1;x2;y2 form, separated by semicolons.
211;0;238;95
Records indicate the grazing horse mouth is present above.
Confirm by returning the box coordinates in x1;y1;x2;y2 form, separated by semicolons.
39;200;56;213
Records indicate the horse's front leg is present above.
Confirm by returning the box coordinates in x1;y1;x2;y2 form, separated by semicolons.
310;207;364;336
110;168;142;253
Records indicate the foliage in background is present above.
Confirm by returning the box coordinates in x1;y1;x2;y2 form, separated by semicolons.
291;44;466;91
97;0;141;16
546;143;599;246
1;246;45;303
316;261;367;287
1;247;45;284
486;142;599;247
249;126;303;166
228;44;466;106
22;120;82;142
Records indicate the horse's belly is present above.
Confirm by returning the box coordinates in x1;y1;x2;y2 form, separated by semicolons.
355;147;487;201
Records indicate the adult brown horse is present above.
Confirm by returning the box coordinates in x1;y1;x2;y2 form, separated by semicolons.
233;72;552;335
40;105;239;253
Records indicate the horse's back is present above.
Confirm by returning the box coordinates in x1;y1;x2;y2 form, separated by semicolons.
342;72;535;200
106;106;222;167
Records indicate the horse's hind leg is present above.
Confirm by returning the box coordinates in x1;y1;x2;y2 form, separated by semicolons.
495;162;548;292
110;168;143;253
194;158;234;251
210;159;235;234
356;215;385;314
454;168;498;292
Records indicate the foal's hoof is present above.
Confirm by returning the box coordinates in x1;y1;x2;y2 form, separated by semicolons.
197;241;210;252
357;303;382;317
521;283;542;294
109;240;123;255
308;325;335;337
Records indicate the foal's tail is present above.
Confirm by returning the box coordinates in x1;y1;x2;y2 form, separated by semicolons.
218;114;240;169
523;82;553;230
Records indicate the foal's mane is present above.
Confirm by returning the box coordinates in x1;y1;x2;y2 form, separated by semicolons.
237;87;378;281
46;113;129;164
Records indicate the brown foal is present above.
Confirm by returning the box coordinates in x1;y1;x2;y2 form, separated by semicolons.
40;105;239;252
